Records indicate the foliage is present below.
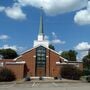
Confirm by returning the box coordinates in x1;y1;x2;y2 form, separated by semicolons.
83;69;90;76
49;44;55;50
82;55;90;69
61;64;83;80
82;49;90;75
25;76;31;81
86;76;90;82
0;49;18;59
0;68;16;82
54;77;58;80
61;50;77;61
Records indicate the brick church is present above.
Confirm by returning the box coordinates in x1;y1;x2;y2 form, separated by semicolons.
0;14;83;80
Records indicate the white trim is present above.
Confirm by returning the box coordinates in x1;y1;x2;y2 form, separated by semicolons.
46;56;48;58
13;55;22;61
56;62;61;64
0;62;4;67
68;61;82;63
6;61;25;65
56;62;81;65
14;45;68;62
33;55;36;58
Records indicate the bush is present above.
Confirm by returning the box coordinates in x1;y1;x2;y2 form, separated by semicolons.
83;69;90;76
39;77;43;80
86;76;90;82
0;68;16;82
61;65;83;80
25;76;31;81
54;77;58;80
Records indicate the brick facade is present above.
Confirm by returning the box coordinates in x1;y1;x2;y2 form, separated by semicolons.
0;46;83;80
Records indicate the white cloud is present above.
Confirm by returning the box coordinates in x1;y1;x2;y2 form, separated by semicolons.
44;32;65;44
80;51;88;58
0;0;88;19
0;35;9;40
44;35;49;40
17;0;87;15
0;4;26;20
58;50;63;54
52;32;57;38
51;32;65;44
76;51;88;60
0;44;24;53
4;5;26;20
74;42;90;59
74;42;90;51
74;1;90;25
0;45;18;51
51;39;65;44
0;6;5;12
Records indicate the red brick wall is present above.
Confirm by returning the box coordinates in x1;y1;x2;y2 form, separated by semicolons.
6;64;24;80
17;49;36;77
0;47;84;79
46;49;62;77
16;48;64;77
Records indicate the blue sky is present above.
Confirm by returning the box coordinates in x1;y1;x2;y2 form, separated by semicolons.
0;0;90;59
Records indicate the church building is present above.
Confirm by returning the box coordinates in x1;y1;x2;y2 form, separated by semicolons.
0;14;83;80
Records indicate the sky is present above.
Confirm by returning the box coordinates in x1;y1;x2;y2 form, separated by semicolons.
0;0;90;60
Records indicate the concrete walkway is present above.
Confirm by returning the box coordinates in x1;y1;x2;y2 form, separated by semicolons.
0;78;87;85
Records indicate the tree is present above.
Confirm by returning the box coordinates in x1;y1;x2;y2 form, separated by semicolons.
0;49;18;59
82;49;90;75
61;50;77;61
83;49;90;69
60;51;69;60
83;56;90;69
49;44;55;50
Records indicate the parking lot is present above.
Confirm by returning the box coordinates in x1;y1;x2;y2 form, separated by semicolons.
0;82;90;90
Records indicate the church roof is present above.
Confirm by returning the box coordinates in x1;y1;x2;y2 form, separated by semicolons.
14;45;68;62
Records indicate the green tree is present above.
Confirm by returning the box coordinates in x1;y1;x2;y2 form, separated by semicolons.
49;44;55;50
83;49;90;68
61;50;77;61
0;49;18;59
60;51;68;60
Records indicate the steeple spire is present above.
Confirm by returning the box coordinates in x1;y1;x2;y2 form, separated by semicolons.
37;7;44;41
33;7;49;48
39;15;44;35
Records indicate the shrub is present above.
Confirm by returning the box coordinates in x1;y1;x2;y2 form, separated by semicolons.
54;77;58;80
86;76;90;82
25;76;31;81
0;68;16;82
39;77;43;80
61;64;83;80
83;69;90;76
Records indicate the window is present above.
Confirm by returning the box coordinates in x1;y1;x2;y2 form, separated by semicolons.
36;46;46;68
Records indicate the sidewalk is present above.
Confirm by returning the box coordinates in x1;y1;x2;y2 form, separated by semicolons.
0;79;85;85
16;78;83;84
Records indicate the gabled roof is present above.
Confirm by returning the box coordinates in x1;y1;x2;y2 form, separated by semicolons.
14;45;68;62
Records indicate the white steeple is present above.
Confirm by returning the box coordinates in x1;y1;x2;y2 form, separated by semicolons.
33;11;49;47
37;14;44;41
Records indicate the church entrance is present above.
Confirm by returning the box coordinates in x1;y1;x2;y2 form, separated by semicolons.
35;46;46;76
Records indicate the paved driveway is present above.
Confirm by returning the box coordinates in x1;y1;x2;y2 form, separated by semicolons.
0;82;90;90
